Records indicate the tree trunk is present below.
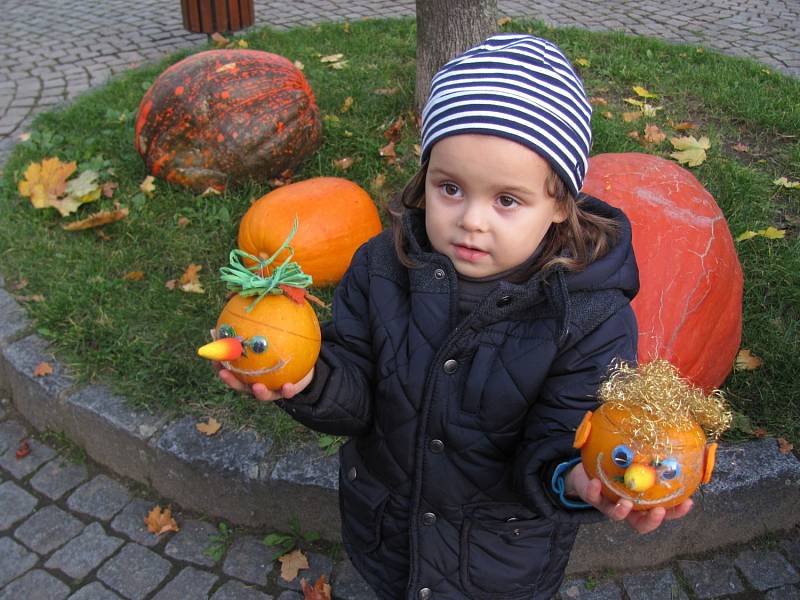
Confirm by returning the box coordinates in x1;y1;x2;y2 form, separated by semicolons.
415;0;498;112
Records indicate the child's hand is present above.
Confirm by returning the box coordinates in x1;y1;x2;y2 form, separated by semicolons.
564;462;694;534
213;361;315;402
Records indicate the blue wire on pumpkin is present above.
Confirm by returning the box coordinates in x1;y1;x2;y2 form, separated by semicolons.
219;216;312;312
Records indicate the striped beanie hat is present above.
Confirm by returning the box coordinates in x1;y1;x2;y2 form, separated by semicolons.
420;34;592;198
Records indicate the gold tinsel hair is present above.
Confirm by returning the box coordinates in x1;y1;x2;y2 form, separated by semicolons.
598;360;732;451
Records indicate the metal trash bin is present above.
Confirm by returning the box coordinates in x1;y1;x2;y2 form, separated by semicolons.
180;0;255;34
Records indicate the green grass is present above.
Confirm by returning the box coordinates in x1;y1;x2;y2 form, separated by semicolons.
0;18;798;447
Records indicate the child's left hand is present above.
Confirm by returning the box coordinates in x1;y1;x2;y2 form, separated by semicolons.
564;462;693;534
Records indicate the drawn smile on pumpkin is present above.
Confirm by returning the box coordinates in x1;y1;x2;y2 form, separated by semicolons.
595;452;685;506
207;326;293;377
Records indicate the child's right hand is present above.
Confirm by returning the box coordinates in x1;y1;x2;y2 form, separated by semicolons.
213;362;315;402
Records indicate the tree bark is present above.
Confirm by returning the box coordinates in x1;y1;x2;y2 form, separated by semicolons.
415;0;498;112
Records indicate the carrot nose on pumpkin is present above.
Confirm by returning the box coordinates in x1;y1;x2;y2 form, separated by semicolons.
197;337;244;361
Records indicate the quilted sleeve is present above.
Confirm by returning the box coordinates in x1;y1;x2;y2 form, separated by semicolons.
513;305;638;523
276;244;375;436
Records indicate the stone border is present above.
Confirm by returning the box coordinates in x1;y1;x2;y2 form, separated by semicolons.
0;276;798;573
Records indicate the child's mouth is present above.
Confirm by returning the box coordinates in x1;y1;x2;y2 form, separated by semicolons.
453;244;489;261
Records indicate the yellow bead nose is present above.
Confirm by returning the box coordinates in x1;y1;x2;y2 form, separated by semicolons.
624;464;657;492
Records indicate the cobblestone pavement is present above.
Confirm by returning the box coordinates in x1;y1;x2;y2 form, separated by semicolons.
2;398;800;599
2;2;800;599
1;0;799;165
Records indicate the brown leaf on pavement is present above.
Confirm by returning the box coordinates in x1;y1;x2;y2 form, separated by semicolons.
33;362;53;377
144;505;180;535
279;549;310;582
16;439;31;459
778;438;794;454
301;574;333;600
196;417;221;436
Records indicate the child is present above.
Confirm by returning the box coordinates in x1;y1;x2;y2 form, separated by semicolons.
219;33;692;600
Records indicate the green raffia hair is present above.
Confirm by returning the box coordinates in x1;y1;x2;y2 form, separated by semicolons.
219;217;312;311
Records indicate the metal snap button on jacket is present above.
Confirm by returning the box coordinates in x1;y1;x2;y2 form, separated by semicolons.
496;294;513;307
422;512;437;526
433;268;446;279
418;588;432;600
443;359;458;374
347;467;357;481
429;439;444;453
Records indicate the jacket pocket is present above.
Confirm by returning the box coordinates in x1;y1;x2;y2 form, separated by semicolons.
459;503;554;599
338;439;389;553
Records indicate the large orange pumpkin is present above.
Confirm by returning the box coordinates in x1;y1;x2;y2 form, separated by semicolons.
200;293;321;388
582;153;743;392
238;177;383;286
134;49;322;193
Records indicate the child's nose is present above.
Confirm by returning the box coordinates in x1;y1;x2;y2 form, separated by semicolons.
458;201;488;232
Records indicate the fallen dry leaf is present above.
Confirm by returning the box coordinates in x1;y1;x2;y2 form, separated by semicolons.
123;271;145;281
373;87;399;96
670;135;711;167
383;116;405;142
497;16;512;26
101;181;118;198
301;574;332;600
211;32;229;47
178;263;204;294
379;141;397;162
279;549;310;582
672;121;697;131
601;111;614;120
200;187;222;197
589;97;607;106
294;60;305;71
177;216;191;227
140;175;156;196
644;124;666;144
144;505;180;535
62;207;129;231
622;112;641;123
627;131;640;140
774;176;800;189
320;53;344;63
16;439;30;460
574;58;590;67
333;157;354;171
752;427;768;438
372;173;386;190
18;157;78;212
732;143;750;153
340;96;354;113
16;294;45;303
33;362;53;377
196;417;221;436
736;227;785;242
778;438;794;455
632;85;657;98
13;278;28;290
735;348;763;371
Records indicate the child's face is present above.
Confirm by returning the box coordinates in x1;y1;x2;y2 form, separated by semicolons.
424;134;567;278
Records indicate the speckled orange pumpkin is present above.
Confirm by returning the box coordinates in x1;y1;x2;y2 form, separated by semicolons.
134;49;322;193
574;404;717;511
208;292;321;388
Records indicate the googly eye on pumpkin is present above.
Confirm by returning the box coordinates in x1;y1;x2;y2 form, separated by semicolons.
612;444;633;468
247;336;269;354
657;457;680;480
218;324;236;339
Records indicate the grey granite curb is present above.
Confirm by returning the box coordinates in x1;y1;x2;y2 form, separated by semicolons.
0;279;799;572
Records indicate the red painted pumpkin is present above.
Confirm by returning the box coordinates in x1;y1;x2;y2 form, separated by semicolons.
238;177;383;286
134;49;322;193
582;153;743;392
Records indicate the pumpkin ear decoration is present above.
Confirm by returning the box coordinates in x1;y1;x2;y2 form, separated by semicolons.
573;411;593;448
702;442;718;484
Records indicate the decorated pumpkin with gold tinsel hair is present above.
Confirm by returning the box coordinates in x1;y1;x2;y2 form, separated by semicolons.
573;360;731;510
197;222;321;388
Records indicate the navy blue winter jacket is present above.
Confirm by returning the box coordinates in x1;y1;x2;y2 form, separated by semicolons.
281;194;639;599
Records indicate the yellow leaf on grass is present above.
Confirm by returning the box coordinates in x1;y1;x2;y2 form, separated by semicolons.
62;207;129;231
736;227;785;241
320;53;344;63
123;271;145;281
294;60;305;71
144;505;180;535
633;85;657;98
670;136;710;167
735;349;763;371
140;175;156;196
642;103;663;117
371;173;386;191
736;230;758;242
18;157;77;209
497;16;512;26
623;98;644;108
279;549;309;582
340;96;354;113
575;58;590;67
33;362;53;377
333;157;354;171
774;176;800;189
196;417;221;436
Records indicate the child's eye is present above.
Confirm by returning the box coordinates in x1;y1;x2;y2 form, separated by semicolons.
497;195;519;208
441;183;461;197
